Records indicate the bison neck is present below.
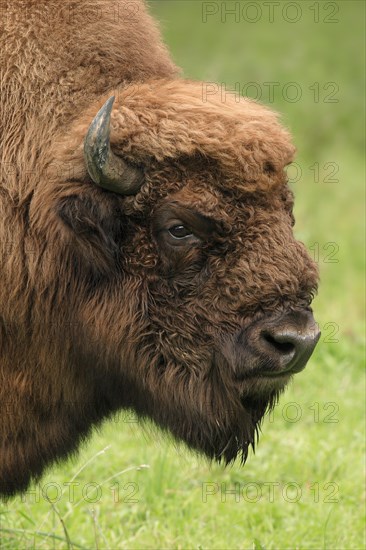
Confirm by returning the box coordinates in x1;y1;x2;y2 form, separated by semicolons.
0;1;178;496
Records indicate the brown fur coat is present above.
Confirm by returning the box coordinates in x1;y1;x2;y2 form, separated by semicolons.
0;1;318;496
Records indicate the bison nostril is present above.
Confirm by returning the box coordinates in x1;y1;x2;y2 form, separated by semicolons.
262;332;296;355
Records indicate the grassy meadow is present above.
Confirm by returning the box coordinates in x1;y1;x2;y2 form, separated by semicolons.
1;1;365;548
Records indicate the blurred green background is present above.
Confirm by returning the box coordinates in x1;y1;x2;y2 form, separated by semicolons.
1;1;364;548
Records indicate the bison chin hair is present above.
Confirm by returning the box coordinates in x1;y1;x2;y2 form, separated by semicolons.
127;351;285;465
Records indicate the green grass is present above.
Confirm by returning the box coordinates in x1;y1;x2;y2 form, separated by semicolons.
1;1;365;548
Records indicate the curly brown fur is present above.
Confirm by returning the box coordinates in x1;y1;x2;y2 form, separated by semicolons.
0;1;318;497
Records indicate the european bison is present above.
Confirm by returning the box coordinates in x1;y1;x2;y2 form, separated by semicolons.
0;0;320;497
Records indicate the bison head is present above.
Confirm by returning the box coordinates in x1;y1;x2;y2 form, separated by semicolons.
26;79;319;481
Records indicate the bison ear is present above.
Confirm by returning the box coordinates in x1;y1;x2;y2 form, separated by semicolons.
57;190;126;278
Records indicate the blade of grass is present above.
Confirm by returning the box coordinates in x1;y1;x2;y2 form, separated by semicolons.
0;527;88;549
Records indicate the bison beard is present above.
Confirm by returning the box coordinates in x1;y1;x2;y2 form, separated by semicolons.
136;355;280;466
0;0;320;497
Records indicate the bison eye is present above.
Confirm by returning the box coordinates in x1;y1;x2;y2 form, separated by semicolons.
168;225;193;239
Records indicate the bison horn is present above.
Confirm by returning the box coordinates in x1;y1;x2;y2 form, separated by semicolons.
84;96;143;195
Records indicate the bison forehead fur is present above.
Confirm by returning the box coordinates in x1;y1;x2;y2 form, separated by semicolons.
0;1;319;497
